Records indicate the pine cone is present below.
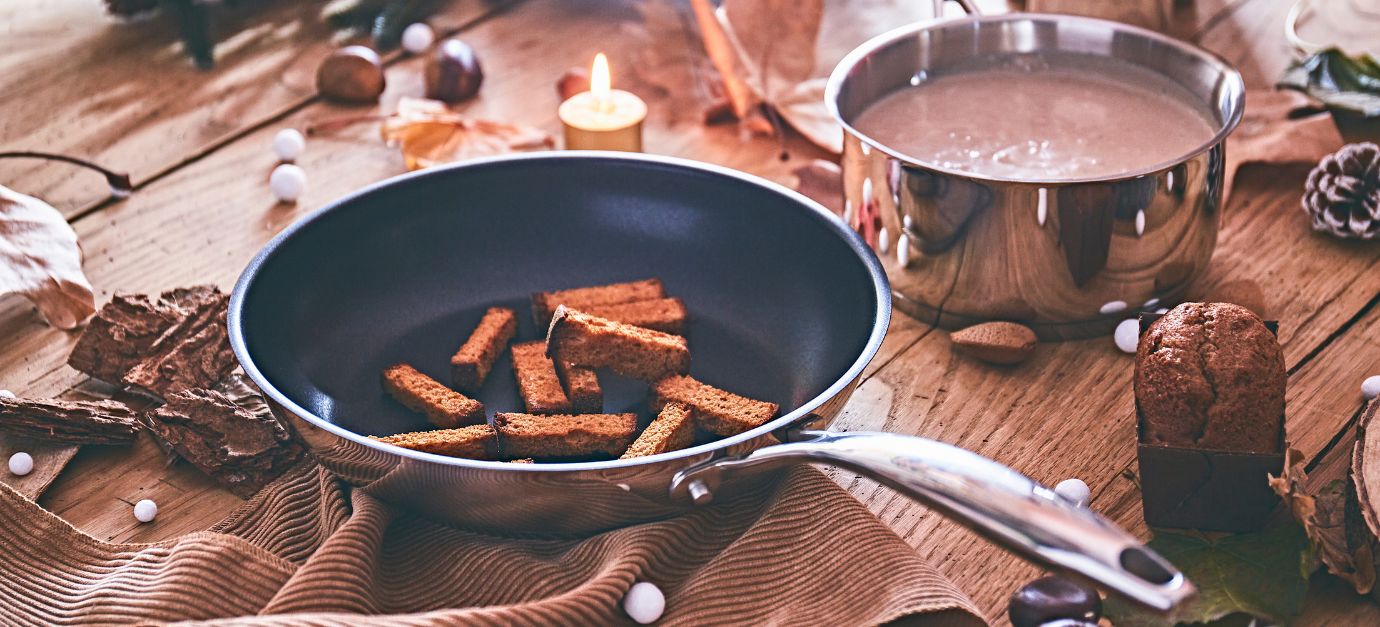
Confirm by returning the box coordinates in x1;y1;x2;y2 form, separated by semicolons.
1303;142;1380;240
104;0;159;17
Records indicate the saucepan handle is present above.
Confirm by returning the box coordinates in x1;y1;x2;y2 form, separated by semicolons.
669;429;1194;613
935;0;982;16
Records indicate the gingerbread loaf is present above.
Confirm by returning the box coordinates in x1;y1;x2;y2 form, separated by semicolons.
373;424;499;459
494;412;638;459
546;306;690;381
1135;302;1285;454
531;278;665;327
511;340;572;414
621;402;695;459
653;375;778;437
451;307;518;393
381;363;485;428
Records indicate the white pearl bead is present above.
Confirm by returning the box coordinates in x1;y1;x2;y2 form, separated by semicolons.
401;23;436;54
272;128;305;162
1155;307;1169;315
623;582;665;624
896;233;910;267
270;164;307;203
1054;478;1091;507
0;389;14;399
133;499;158;523
878;227;890;254
8;452;33;476
1114;318;1140;354
1363;375;1380;400
1135;209;1146;236
1100;300;1128;315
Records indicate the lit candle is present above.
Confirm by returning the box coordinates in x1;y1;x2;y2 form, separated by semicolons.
558;53;647;152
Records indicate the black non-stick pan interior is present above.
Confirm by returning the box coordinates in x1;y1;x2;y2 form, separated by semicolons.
234;154;885;442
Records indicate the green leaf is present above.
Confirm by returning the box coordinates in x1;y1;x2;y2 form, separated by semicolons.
1105;522;1311;626
1279;48;1380;117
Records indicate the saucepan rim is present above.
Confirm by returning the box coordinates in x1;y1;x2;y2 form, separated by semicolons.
824;13;1247;186
228;151;891;473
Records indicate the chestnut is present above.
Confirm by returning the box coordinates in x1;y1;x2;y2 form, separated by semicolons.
316;45;386;104
1008;575;1101;627
425;39;484;103
557;66;590;101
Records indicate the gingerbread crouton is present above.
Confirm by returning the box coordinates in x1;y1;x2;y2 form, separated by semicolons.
531;278;664;327
372;424;498;459
653;375;778;436
583;297;688;334
621;402;695;459
555;360;603;413
494;412;638;459
511;341;572;414
382;363;486;428
451;307;518;393
546;306;689;381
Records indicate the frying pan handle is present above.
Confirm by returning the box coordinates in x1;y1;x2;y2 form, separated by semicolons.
669;429;1193;613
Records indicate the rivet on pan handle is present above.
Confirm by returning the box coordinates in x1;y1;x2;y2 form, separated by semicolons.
669;429;1194;613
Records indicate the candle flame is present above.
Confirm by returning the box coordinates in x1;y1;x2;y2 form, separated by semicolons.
591;53;611;105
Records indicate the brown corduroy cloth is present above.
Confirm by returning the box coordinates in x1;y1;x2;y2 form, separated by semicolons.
0;462;983;626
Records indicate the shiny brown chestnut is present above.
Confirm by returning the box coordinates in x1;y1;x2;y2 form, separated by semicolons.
316;45;386;104
425;39;484;103
1008;575;1102;627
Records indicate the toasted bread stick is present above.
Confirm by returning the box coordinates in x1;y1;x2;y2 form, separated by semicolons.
494;412;638;459
382;363;486;428
511;341;572;414
451;307;518;393
652;375;778;436
372;424;498;459
621;402;695;459
546;306;690;381
531;278;664;327
555;360;603;413
583;297;688;334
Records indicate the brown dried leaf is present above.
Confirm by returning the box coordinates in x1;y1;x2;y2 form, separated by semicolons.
1270;447;1378;594
626;0;721;121
722;0;824;101
380;98;554;171
774;78;841;153
0;185;95;330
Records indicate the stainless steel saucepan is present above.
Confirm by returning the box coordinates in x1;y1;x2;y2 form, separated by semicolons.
230;152;1192;611
828;8;1246;339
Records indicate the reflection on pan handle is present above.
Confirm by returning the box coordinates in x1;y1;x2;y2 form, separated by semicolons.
669;429;1193;614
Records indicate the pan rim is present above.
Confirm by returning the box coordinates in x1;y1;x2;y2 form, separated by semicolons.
229;151;891;472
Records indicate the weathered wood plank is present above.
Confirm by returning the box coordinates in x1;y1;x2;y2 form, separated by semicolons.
0;0;509;217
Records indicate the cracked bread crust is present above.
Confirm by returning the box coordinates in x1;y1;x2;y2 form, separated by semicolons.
1135;302;1285;453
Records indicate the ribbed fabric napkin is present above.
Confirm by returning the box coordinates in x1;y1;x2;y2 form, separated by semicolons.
0;462;983;626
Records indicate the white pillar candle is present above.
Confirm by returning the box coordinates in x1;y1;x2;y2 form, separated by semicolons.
558;54;646;152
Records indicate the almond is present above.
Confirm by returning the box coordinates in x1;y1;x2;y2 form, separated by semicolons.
950;321;1038;365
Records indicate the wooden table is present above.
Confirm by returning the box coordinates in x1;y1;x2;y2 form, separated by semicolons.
1;0;1374;624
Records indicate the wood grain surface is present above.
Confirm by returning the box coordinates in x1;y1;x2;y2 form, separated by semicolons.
2;0;1375;624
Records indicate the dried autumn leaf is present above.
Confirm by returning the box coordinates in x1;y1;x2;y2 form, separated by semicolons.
0;185;95;330
380;97;554;171
1270;447;1377;593
774;78;841;153
626;0;723;122
721;0;823;101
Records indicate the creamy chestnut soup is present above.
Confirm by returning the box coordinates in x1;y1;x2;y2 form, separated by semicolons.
852;54;1218;180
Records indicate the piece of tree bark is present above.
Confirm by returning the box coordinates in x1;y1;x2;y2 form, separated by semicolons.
67;285;223;384
0;397;139;444
142;374;305;498
120;290;236;399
